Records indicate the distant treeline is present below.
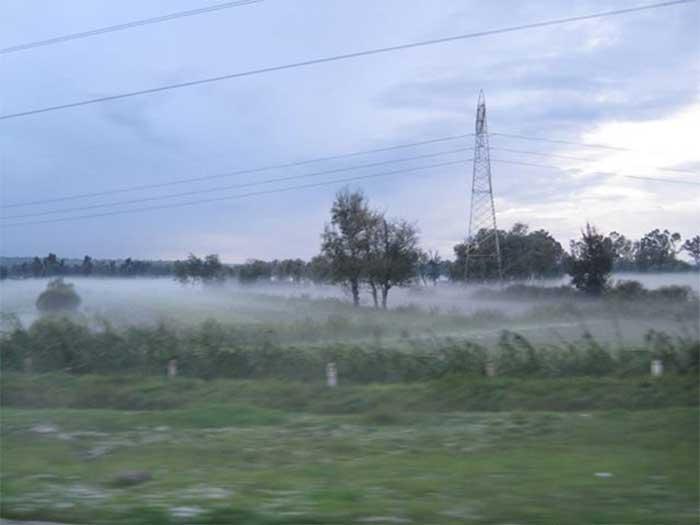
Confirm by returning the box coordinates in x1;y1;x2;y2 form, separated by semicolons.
2;221;698;292
4;228;697;281
0;254;174;280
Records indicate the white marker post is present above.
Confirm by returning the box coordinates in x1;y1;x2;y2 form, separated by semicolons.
651;359;663;378
326;362;337;387
167;358;178;378
485;362;496;377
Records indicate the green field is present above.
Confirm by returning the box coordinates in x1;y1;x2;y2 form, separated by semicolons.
1;374;698;524
2;285;698;523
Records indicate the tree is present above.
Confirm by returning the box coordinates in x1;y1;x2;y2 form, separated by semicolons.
31;257;44;277
42;253;63;276
274;258;306;283
237;259;273;283
80;255;94;276
174;254;225;284
682;236;700;268
367;218;420;308
36;278;81;313
635;229;682;271
608;231;636;270
419;249;442;286
307;255;332;283
567;224;613;295
452;223;565;281
321;190;378;307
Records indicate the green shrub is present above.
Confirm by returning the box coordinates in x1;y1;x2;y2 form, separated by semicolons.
607;280;646;300
35;278;81;313
475;284;578;300
649;285;694;302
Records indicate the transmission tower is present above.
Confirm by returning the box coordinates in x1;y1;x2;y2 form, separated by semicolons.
464;90;503;282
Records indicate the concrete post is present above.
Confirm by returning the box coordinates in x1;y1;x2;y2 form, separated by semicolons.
485;362;496;377
167;358;178;378
651;359;663;377
326;362;337;387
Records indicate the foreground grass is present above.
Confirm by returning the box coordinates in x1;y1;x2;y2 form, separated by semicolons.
1;375;698;524
1;406;697;524
2;373;698;412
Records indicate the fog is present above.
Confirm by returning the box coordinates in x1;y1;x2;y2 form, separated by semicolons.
2;272;698;346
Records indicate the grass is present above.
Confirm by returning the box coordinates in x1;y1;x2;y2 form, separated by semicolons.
1;400;697;524
3;372;698;412
1;287;698;523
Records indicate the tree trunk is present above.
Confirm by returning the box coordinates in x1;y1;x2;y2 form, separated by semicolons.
350;279;360;307
381;285;390;309
369;281;379;308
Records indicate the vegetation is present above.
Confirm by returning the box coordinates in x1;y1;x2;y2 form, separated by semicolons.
477;279;698;304
567;224;614;295
2;315;697;382
453;222;566;281
35;278;81;313
0;378;697;523
2;371;697;413
173;254;225;284
2;226;696;290
321;190;421;308
682;235;700;267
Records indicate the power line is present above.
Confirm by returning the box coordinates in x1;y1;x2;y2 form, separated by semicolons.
491;131;699;175
1;0;694;120
0;133;473;209
0;158;472;228
623;174;700;185
1;146;473;220
0;0;262;55
491;146;699;175
4;136;692;216
492;158;700;185
491;146;596;163
491;132;630;151
4;153;696;228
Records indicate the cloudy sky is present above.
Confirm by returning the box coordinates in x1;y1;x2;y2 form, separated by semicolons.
1;0;698;262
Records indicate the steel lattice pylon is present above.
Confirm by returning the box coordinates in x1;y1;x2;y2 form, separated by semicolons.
465;90;503;282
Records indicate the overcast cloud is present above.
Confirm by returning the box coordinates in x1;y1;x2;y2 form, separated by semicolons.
1;0;698;262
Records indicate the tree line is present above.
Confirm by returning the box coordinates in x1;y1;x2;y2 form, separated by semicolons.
2;189;699;306
0;254;173;280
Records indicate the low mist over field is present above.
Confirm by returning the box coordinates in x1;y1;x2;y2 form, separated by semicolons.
2;272;698;345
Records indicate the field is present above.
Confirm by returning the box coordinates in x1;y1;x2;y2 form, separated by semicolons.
1;375;698;524
1;276;699;524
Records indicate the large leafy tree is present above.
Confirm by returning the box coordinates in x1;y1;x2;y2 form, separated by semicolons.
635;229;682;271
567;224;614;295
367;218;420;308
682;235;700;267
608;231;636;270
452;223;565;281
321;190;377;306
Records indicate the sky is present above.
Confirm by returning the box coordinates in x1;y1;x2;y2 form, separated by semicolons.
1;0;698;262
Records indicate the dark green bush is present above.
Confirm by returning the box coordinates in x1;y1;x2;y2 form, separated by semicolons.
35;278;81;313
607;280;646;300
649;285;694;302
475;284;579;300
